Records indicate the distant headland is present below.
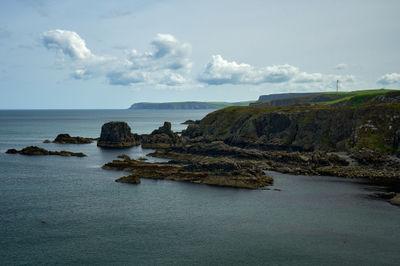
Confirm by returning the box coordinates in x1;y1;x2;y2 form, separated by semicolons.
128;101;253;109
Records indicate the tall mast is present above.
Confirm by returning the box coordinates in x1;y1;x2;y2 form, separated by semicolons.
336;80;339;93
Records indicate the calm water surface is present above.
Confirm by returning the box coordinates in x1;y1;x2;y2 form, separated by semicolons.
0;110;399;265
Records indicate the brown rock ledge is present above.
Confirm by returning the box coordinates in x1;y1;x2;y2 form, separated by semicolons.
102;155;273;189
5;146;86;157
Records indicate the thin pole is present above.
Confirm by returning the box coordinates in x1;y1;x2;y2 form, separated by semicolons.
336;80;339;93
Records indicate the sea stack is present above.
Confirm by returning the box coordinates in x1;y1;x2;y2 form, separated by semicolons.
97;121;138;148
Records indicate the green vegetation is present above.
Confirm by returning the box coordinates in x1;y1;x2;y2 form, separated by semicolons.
322;89;394;106
251;89;398;108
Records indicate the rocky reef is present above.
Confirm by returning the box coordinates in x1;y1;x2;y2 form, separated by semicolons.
103;154;273;189
148;140;400;180
6;146;86;157
97;121;139;148
53;134;93;144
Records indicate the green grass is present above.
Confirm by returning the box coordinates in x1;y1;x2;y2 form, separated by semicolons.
322;89;394;106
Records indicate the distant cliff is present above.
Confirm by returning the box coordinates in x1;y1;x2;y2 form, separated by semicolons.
256;92;319;102
129;101;253;110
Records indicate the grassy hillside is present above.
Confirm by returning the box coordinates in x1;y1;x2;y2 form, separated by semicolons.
250;89;398;108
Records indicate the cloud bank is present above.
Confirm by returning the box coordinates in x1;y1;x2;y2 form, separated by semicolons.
42;29;361;91
377;73;400;86
198;55;298;85
108;34;192;86
198;55;355;90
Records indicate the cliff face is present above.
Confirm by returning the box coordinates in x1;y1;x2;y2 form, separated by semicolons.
183;104;400;155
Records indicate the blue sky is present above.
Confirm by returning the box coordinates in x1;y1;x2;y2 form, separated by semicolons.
0;0;399;109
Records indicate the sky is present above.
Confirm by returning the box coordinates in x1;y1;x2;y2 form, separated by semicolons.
0;0;399;109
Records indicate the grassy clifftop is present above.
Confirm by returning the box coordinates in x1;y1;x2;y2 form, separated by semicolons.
251;89;398;108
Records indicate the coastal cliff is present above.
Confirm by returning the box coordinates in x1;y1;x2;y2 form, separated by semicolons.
183;103;400;155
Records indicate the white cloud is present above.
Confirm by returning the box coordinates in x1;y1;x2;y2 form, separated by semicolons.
293;72;323;83
334;63;348;70
377;73;400;86
199;55;298;85
42;30;193;88
42;29;93;60
71;69;92;80
42;30;357;91
127;34;192;71
109;33;192;86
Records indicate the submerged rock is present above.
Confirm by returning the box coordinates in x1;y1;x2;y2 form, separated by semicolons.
97;121;138;148
6;146;86;157
116;174;141;184
53;134;93;144
389;194;400;206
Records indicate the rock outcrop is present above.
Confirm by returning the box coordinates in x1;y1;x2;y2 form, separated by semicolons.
53;134;93;144
97;121;138;148
116;174;141;184
103;154;273;189
6;146;86;157
147;141;400;180
181;120;199;125
140;122;182;148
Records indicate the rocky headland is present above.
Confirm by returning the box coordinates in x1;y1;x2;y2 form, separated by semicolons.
6;146;86;157
100;92;400;201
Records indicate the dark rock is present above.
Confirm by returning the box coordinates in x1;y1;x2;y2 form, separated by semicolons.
116;174;141;184
53;134;93;144
141;121;182;148
117;154;132;161
181;120;199;125
5;149;18;154
5;146;86;157
43;139;51;143
351;148;389;165
97;121;138;148
103;157;273;189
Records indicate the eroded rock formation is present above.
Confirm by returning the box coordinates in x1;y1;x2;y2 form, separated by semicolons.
140;121;182;148
97;121;138;148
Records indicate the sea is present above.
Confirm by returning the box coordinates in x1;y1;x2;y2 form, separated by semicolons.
0;109;400;266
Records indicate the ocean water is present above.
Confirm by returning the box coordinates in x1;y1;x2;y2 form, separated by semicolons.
0;109;400;266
